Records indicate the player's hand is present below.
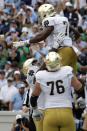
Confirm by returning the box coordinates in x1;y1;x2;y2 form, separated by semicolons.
77;97;86;109
57;32;65;44
75;103;78;109
32;108;43;121
53;32;65;49
22;106;29;113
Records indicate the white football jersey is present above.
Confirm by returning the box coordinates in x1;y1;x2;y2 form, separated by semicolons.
26;65;38;106
26;65;45;110
35;66;74;109
42;14;72;48
26;65;39;89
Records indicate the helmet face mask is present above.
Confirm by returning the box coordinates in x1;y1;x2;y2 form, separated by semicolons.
38;4;55;21
45;52;62;72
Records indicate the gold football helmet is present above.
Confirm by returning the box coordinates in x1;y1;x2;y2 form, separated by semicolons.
38;4;55;21
22;58;36;75
45;52;62;71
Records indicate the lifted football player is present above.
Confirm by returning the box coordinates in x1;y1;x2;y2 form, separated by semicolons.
29;4;80;74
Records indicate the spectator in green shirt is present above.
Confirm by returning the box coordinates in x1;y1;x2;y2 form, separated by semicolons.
0;45;7;69
2;41;9;59
17;46;30;68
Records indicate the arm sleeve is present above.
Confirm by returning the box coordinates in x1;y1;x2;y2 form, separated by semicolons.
66;66;74;85
35;71;42;83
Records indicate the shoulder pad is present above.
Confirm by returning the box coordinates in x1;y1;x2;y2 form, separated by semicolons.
42;17;54;27
62;66;73;75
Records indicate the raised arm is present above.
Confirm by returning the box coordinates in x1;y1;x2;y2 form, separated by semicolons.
30;26;54;43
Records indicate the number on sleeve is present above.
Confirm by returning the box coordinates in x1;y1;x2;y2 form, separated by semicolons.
28;70;34;76
44;20;49;27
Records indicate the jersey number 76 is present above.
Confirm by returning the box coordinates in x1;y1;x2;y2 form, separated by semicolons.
47;80;65;95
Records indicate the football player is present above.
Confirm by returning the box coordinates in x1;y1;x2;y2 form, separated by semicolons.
29;4;80;74
23;58;45;131
30;52;83;131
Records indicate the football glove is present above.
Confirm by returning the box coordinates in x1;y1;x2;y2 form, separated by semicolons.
77;97;86;109
32;108;43;121
13;40;29;48
53;32;65;49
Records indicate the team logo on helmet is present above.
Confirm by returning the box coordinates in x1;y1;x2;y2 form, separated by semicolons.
45;51;62;71
22;58;36;75
38;4;55;21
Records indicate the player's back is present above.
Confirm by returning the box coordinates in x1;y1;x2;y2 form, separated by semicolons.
35;66;73;109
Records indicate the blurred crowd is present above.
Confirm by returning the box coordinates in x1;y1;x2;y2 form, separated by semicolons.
0;0;87;130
